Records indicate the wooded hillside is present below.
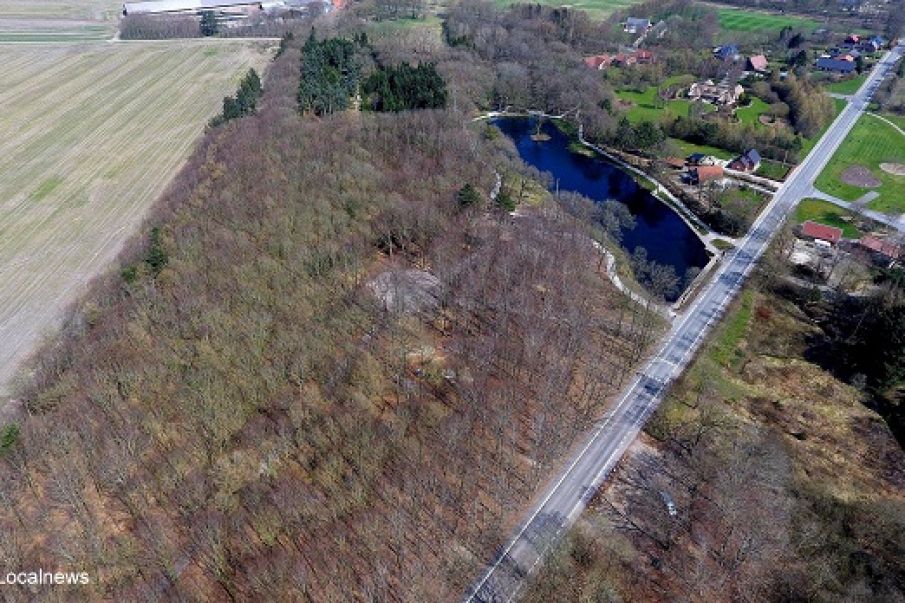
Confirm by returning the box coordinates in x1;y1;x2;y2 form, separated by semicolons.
0;31;657;601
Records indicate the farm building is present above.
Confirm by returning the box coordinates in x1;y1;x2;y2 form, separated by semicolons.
688;80;744;106
623;17;651;34
815;57;857;73
799;221;843;245
123;0;331;14
123;0;262;14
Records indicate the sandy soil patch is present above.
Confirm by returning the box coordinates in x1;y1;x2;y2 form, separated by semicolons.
840;165;881;188
879;162;905;176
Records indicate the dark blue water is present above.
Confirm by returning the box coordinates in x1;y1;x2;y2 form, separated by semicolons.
494;118;709;291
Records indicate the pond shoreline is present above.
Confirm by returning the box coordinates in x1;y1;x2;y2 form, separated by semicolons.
478;111;721;309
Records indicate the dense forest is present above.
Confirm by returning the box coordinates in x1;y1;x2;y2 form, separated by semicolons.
0;17;660;602
297;34;364;115
362;62;448;111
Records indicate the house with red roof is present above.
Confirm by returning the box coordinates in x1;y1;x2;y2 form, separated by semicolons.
635;49;655;64
858;235;902;265
688;165;724;185
748;54;768;73
799;221;843;245
584;54;613;69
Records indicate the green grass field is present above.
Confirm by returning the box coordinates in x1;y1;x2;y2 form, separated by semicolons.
616;82;717;124
814;113;905;213
736;97;771;127
670;138;734;160
491;0;641;20
756;158;790;180
617;87;695;123
824;74;868;95
877;112;905;131
715;6;821;33
0;39;271;395
794;198;862;238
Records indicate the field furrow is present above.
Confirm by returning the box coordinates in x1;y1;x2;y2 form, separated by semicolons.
0;40;273;396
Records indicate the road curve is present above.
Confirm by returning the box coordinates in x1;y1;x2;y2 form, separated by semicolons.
464;43;904;603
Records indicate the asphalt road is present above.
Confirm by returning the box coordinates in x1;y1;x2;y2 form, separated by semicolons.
464;43;904;603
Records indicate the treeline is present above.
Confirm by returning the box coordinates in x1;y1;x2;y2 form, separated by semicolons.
752;73;836;139
362;62;448;111
444;1;618;140
297;34;364;115
209;69;263;127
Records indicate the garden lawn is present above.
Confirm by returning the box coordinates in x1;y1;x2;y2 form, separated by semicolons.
824;74;868;95
617;85;715;124
794;198;862;238
756;158;790;180
814;113;905;213
736;97;771;127
670;138;733;160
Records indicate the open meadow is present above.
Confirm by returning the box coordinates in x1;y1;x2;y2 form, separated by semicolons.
491;0;641;20
814;112;905;213
714;5;822;33
0;39;271;397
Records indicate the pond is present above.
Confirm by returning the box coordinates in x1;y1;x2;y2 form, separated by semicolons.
494;118;710;299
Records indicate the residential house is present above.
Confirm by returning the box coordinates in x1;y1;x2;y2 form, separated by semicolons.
665;157;686;169
728;149;762;172
815;57;857;73
858;235;902;265
845;33;861;45
584;54;613;69
859;36;886;53
688;165;724;184
623;17;652;34
799;221;843;245
688;80;745;105
748;54;769;73
612;52;638;67
635;49;655;64
714;44;739;61
687;153;719;166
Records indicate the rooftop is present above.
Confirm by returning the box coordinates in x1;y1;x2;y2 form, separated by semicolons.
801;221;843;243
